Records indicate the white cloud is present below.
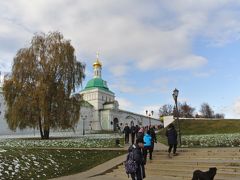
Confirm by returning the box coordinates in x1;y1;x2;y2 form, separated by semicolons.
178;98;191;104
217;99;240;119
193;71;212;78
233;98;240;115
139;105;161;119
111;78;136;93
152;77;172;93
111;77;164;94
116;97;133;110
116;98;161;119
1;0;240;74
109;64;129;77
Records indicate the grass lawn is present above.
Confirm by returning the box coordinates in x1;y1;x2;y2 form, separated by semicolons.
157;119;240;147
0;148;125;179
180;119;240;135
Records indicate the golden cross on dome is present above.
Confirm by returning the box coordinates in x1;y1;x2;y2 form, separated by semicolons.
96;51;100;60
93;51;102;68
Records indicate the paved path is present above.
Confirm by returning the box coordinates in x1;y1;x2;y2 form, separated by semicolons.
53;143;240;180
101;147;240;180
52;143;168;180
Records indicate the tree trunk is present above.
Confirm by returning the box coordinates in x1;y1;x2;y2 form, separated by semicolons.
43;128;50;139
38;116;50;139
38;116;44;139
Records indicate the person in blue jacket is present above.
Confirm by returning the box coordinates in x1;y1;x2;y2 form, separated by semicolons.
143;130;152;163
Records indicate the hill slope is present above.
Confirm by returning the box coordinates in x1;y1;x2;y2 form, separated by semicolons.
180;119;240;135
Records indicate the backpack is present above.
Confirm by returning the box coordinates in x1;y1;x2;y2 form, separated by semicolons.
124;145;137;176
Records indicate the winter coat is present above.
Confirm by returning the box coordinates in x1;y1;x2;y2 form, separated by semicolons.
135;126;140;134
136;132;144;142
165;127;178;145
123;126;131;135
143;134;152;147
149;128;157;143
128;144;146;179
131;126;137;134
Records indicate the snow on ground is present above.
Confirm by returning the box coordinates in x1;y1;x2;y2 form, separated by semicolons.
0;149;6;152
0;131;122;139
0;132;123;179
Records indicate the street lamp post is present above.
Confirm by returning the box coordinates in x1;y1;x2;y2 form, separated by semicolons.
81;115;87;136
145;110;154;128
172;88;181;146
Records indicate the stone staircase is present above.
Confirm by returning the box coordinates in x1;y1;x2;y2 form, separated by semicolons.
97;148;240;180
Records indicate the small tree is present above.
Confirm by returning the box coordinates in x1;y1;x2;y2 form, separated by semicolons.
200;103;214;118
159;104;173;117
3;32;85;139
179;102;195;118
215;113;225;119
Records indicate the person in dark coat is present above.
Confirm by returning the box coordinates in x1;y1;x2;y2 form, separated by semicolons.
130;125;137;144
135;125;140;134
136;127;144;142
165;123;178;157
129;138;146;180
123;123;131;144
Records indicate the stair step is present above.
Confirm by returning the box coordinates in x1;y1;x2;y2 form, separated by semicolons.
153;153;240;157
154;148;240;153
147;159;240;164
145;164;240;171
104;147;240;179
105;172;240;180
113;167;240;176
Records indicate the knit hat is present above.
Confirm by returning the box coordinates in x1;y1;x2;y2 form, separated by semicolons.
138;128;144;133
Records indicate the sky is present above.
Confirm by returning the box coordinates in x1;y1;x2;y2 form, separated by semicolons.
0;0;240;119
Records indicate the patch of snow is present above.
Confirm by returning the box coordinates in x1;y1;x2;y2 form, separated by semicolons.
8;166;13;171
0;149;6;153
33;161;39;166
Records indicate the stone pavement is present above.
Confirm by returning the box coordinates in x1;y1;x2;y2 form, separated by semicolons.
101;148;240;180
52;142;167;180
53;142;240;180
86;143;168;180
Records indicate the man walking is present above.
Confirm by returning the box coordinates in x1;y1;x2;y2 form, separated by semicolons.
165;123;178;158
123;123;131;144
131;125;137;144
149;126;157;160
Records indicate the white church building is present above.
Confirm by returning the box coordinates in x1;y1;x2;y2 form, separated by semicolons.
78;56;161;133
0;57;162;135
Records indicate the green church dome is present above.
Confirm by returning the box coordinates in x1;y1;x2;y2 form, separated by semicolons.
82;78;114;94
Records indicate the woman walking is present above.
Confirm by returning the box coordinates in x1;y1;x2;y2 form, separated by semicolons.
143;130;152;162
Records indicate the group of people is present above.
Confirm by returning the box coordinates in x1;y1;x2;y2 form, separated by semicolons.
125;123;178;180
122;123;138;145
123;124;157;180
